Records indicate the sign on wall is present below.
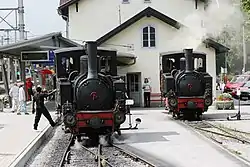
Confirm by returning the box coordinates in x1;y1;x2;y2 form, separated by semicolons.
21;51;50;62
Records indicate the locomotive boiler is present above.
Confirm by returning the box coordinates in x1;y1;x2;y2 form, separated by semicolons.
54;42;135;144
161;49;213;120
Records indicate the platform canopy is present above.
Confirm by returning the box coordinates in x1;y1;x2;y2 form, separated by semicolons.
0;32;81;58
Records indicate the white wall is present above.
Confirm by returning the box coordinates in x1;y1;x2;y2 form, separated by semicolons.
68;0;206;42
99;16;217;105
66;0;217;106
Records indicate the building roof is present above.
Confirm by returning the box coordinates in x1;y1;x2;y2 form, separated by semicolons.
97;7;181;45
204;38;230;53
0;32;81;57
59;0;72;6
96;7;229;53
58;0;78;18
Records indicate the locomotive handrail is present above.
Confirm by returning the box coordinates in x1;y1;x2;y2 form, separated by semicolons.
125;93;128;99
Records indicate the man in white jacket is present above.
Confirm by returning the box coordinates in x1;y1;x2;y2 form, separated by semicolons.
17;82;29;115
9;82;19;113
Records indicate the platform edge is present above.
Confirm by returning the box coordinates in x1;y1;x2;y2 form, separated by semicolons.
8;116;59;167
174;118;250;167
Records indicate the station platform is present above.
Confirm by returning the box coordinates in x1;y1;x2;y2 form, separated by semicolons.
118;108;250;167
0;101;58;167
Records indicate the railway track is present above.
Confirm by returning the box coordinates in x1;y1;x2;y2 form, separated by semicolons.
59;136;156;167
185;121;250;145
179;120;250;165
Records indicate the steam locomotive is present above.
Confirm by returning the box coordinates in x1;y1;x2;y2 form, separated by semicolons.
54;41;135;144
161;49;213;120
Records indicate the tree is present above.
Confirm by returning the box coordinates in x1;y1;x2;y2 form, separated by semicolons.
213;0;250;74
214;24;244;74
242;0;250;14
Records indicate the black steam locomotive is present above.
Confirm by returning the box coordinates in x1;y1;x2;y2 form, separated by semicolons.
54;41;135;143
161;49;213;119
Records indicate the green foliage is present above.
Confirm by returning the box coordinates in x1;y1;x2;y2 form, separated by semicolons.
217;93;233;101
213;0;250;74
214;27;243;74
242;0;250;14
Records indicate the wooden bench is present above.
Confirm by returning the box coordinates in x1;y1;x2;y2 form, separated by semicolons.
150;93;164;107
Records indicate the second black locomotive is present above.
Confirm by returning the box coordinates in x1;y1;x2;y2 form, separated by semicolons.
161;48;213;119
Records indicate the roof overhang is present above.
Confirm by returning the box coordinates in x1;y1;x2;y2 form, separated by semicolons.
0;32;81;58
203;38;230;54
117;52;136;66
58;0;79;19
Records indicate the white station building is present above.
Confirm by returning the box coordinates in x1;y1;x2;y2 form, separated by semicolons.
58;0;229;107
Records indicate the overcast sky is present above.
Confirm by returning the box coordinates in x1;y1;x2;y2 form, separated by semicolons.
0;0;65;40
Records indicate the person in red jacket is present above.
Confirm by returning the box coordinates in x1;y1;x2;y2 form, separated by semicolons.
26;79;33;101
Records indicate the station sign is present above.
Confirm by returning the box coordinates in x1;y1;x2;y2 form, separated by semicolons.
21;51;50;62
31;51;55;66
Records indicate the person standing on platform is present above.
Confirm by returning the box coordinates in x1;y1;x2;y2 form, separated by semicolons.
9;83;19;113
32;86;56;130
142;78;151;108
26;79;34;101
17;82;29;115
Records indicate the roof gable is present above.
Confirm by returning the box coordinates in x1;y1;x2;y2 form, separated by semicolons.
59;0;77;8
60;0;71;6
96;7;229;53
96;7;181;45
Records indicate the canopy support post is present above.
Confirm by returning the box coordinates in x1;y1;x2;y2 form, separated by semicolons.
0;55;11;108
19;59;27;100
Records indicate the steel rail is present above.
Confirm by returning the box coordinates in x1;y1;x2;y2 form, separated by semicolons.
170;117;250;166
192;121;250;144
205;121;250;141
59;135;74;167
80;144;115;167
112;144;156;167
220;125;250;135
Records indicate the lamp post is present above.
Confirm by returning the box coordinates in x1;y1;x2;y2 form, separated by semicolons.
236;88;241;120
227;88;241;120
243;25;247;74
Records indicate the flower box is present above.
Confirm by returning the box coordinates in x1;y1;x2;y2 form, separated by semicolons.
215;100;234;110
215;93;234;110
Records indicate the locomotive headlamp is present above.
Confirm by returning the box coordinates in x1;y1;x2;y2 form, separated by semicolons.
168;97;178;107
115;112;126;124
204;96;212;106
63;113;77;127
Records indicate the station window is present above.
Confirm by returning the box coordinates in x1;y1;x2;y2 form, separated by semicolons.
142;26;156;48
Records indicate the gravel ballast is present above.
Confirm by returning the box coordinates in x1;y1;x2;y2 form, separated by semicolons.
25;125;71;167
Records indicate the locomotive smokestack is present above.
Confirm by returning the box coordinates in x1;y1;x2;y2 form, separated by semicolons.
86;41;98;78
80;55;88;75
183;48;194;71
